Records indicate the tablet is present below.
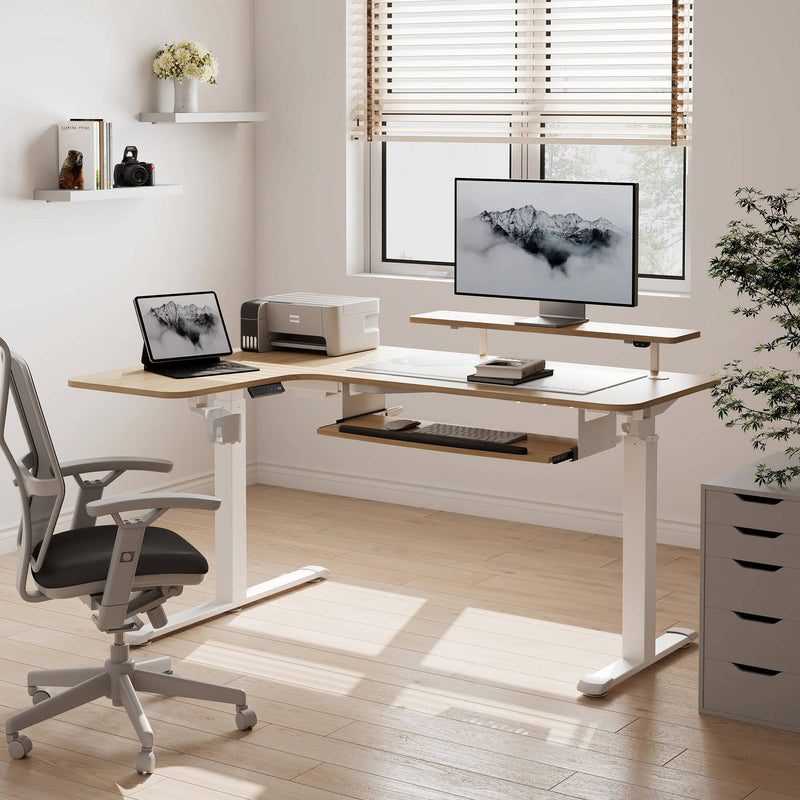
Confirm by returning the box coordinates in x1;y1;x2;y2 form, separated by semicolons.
134;291;233;364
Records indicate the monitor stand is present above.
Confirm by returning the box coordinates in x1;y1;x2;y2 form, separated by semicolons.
514;301;587;329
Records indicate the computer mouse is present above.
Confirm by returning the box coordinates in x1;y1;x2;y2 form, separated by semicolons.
384;418;420;431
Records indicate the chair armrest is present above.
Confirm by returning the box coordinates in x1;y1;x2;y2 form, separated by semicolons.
60;457;173;477
65;458;176;530
86;492;221;518
92;494;218;632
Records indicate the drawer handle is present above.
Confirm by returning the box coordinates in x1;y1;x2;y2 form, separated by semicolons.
733;663;781;676
735;526;783;539
733;559;782;572
733;611;782;624
735;493;782;505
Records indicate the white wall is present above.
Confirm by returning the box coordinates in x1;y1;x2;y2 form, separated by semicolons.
253;0;800;546
0;1;258;544
13;2;788;552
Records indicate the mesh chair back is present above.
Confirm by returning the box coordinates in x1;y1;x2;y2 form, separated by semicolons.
0;338;65;601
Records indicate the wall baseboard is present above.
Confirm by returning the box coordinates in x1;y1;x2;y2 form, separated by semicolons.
1;461;699;555
254;461;700;549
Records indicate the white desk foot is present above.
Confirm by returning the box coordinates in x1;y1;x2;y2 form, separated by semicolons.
577;627;697;697
127;565;329;645
245;565;329;603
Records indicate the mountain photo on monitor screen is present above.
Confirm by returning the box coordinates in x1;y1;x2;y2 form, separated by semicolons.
455;179;637;306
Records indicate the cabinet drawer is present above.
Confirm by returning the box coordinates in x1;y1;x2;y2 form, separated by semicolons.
702;658;800;729
704;555;800;621
705;489;800;534
705;522;800;567
703;607;800;674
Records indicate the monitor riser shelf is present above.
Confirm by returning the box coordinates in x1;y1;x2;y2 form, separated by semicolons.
410;310;701;378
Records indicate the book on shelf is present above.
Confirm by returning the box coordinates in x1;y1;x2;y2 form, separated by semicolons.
473;357;546;380
71;118;114;189
57;119;113;190
101;121;112;189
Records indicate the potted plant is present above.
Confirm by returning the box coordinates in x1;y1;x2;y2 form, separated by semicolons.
709;187;800;486
152;41;219;113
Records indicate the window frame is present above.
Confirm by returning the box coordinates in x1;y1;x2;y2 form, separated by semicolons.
367;140;691;292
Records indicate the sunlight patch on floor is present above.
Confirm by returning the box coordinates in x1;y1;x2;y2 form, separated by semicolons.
181;642;367;693
224;613;397;654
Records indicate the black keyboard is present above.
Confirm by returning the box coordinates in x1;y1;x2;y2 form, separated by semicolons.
416;423;526;446
339;422;528;455
150;361;259;379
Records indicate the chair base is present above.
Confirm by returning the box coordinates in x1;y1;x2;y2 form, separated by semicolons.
5;640;256;774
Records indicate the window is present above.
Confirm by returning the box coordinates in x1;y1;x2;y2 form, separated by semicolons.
544;145;686;279
381;142;511;270
351;0;693;282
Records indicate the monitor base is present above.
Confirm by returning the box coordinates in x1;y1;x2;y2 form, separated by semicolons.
514;301;587;329
514;315;587;329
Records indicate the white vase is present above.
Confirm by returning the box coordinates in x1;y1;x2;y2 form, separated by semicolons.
173;77;199;113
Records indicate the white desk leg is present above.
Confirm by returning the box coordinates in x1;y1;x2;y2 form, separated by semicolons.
127;390;328;645
577;413;697;696
214;390;248;606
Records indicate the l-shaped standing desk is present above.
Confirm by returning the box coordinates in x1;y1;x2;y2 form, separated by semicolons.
69;312;717;696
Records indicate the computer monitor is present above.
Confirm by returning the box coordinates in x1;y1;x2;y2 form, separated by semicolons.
454;178;638;327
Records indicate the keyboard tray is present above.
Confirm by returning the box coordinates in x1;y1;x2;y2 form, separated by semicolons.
339;423;529;455
318;414;577;464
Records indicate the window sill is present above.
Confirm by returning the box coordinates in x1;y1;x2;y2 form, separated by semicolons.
640;288;691;300
349;271;691;299
348;272;453;284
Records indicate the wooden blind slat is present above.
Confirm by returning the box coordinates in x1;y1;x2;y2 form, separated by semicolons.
350;0;692;146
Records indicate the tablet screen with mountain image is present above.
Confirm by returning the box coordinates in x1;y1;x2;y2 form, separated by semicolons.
135;291;234;363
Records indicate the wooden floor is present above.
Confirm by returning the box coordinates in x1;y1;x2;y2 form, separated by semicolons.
1;484;799;800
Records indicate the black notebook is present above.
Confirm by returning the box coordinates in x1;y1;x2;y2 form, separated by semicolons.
467;368;554;386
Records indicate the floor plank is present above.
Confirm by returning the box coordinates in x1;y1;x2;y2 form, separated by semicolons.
1;483;799;799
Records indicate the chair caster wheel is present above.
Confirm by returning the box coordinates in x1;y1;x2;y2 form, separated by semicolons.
8;734;32;760
136;747;155;775
235;707;257;731
31;689;51;704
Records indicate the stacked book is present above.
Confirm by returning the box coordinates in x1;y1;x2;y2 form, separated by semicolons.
468;357;553;386
58;118;113;191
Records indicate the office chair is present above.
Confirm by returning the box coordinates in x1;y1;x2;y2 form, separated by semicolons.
0;337;256;774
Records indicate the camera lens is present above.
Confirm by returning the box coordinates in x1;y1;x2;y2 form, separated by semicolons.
124;164;150;186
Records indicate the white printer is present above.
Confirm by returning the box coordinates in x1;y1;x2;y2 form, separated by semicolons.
240;292;380;356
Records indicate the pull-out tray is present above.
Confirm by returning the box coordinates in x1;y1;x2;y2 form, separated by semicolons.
317;414;577;464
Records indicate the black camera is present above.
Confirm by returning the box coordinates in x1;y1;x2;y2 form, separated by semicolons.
113;146;155;187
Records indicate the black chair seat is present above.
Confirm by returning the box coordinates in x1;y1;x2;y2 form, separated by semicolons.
31;525;208;590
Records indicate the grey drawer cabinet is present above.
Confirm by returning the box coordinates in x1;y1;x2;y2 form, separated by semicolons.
700;454;800;731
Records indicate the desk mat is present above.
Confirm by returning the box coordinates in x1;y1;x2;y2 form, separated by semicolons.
349;354;647;395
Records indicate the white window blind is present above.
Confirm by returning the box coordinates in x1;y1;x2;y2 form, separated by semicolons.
350;0;692;145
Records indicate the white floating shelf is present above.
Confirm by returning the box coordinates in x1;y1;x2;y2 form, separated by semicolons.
34;185;183;203
138;111;268;124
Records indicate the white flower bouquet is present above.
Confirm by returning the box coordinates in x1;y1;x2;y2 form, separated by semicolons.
152;41;219;84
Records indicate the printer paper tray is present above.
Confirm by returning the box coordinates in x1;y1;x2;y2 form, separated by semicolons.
270;339;328;352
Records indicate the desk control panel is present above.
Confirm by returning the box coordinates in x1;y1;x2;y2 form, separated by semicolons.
247;382;286;399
